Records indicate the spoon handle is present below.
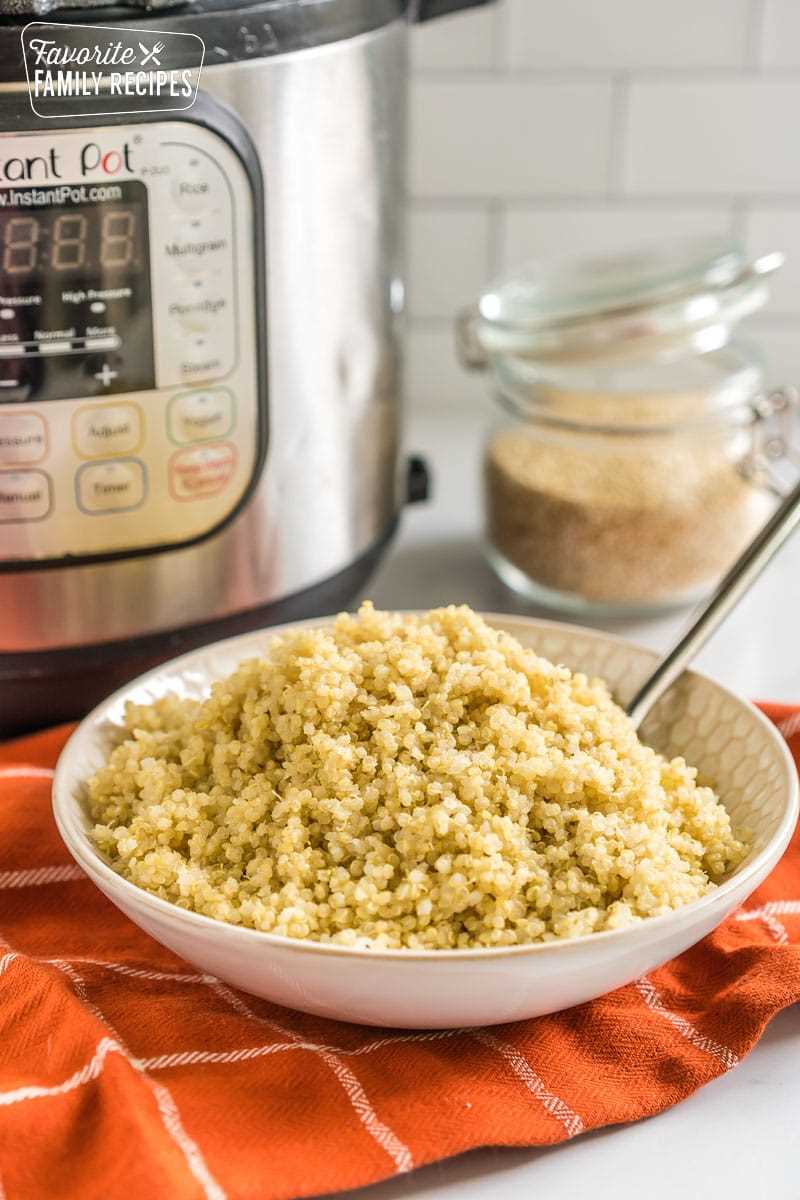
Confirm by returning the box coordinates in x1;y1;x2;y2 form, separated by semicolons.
626;475;800;729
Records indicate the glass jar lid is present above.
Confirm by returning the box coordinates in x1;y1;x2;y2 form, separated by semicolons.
492;342;765;431
461;237;783;367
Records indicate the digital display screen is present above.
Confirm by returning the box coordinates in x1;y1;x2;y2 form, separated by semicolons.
0;180;154;402
0;201;148;282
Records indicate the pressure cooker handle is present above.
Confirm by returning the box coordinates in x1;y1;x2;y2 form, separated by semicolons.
410;0;495;22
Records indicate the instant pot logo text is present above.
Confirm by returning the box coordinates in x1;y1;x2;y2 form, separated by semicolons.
22;22;204;118
0;143;133;185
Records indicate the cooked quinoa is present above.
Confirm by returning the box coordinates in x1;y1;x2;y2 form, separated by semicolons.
88;604;746;949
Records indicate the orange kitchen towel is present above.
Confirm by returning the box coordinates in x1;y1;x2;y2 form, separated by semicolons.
1;712;800;1200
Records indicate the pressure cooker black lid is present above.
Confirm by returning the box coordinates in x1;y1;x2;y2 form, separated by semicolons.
0;0;490;28
0;0;492;78
0;0;487;11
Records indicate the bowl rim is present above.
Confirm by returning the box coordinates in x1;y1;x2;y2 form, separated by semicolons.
53;611;800;963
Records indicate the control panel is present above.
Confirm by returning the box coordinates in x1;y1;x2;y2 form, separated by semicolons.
0;118;262;564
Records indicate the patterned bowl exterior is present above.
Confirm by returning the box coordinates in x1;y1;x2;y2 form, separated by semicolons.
494;617;788;868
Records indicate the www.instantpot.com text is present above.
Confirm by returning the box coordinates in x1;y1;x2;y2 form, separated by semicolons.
0;185;124;208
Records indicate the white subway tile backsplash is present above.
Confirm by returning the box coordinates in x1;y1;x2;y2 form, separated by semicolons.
745;208;800;317
410;80;613;198
626;80;800;196
408;207;492;319
761;0;800;68
501;204;733;271
411;6;496;71
504;0;750;70
405;324;488;415
405;3;800;411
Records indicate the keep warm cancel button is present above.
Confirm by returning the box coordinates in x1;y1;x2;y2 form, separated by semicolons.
169;443;237;500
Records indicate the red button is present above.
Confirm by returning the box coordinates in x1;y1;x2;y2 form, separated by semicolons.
169;443;236;500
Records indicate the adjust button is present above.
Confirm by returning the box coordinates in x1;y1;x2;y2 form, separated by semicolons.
169;443;236;500
76;459;146;514
0;469;52;523
73;403;142;458
168;389;234;444
0;412;46;465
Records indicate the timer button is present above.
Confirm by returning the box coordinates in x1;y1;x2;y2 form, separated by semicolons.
0;412;46;465
0;468;52;523
168;390;234;445
76;459;146;514
169;443;236;500
73;403;143;459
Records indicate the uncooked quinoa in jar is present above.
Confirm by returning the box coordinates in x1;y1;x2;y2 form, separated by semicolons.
459;238;787;615
484;380;775;609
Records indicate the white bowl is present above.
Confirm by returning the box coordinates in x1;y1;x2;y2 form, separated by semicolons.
53;614;798;1030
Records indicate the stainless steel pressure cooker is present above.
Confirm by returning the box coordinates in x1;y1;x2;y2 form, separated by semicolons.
0;0;491;733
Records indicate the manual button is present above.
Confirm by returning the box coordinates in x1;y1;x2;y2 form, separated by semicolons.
0;412;46;465
169;389;234;444
0;469;52;522
77;459;146;514
73;403;142;458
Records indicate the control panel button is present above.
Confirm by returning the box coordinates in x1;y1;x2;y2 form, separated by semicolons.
82;351;127;396
167;284;229;334
0;412;46;465
94;363;118;387
177;337;231;386
170;159;221;213
0;469;52;522
169;443;237;500
76;459;146;514
168;390;234;445
165;222;229;278
73;403;143;459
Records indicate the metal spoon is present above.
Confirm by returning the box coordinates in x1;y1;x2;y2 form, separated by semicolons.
626;474;800;729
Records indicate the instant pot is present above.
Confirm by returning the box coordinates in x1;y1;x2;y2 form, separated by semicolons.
0;0;490;733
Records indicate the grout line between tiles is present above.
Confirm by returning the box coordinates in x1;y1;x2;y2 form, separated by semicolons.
410;66;800;84
410;192;800;207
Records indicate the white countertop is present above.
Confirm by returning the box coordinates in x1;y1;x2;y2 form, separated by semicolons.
330;412;800;1200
